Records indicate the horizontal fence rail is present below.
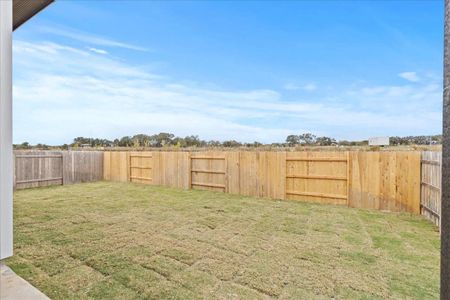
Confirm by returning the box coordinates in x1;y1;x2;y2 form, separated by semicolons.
104;150;422;214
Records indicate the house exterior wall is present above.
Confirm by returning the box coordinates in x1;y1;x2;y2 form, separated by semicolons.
0;0;13;260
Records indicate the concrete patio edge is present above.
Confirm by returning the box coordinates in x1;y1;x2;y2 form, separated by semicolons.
0;262;50;300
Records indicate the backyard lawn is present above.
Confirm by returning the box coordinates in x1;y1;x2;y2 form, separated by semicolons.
6;182;440;299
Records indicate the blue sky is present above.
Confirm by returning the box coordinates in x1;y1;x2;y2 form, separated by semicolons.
13;0;443;144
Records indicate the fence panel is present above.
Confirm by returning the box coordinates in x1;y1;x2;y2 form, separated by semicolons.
103;150;422;214
15;150;103;189
151;152;190;189
238;152;259;197
226;152;240;195
129;152;153;184
348;151;421;213
421;151;441;227
190;152;226;192
62;151;103;184
105;151;128;182
15;151;63;189
286;152;348;205
258;152;286;199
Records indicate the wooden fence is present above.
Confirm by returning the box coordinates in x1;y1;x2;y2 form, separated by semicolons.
421;151;442;227
14;151;103;189
12;149;442;220
104;151;421;213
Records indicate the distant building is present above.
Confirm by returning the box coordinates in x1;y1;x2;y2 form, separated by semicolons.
368;136;390;146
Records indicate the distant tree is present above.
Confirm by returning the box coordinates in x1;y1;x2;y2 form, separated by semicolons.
286;135;300;147
389;136;399;145
390;136;408;145
132;137;140;148
15;142;31;150
149;132;174;147
131;134;151;147
271;143;284;147
56;132;442;150
72;137;89;147
432;135;443;144
316;136;336;146
338;140;351;146
207;140;221;147
222;140;242;147
71;137;112;147
245;141;263;147
118;136;133;147
184;135;203;147
299;133;317;145
35;143;49;150
172;137;187;148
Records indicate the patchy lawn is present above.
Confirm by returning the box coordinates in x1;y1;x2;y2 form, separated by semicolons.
6;182;440;299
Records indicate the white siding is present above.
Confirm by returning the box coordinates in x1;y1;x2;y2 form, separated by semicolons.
0;0;13;259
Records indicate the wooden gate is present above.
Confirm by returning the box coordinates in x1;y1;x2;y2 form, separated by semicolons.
285;152;349;205
421;151;441;227
190;154;227;192
129;152;153;184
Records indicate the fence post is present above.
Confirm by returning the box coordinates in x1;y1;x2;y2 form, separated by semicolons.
61;151;65;185
188;152;192;189
346;151;351;207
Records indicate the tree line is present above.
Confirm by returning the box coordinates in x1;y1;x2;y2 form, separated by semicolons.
13;133;442;150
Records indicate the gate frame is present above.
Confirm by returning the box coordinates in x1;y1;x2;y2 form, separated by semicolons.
129;153;153;183
285;152;350;205
189;154;227;191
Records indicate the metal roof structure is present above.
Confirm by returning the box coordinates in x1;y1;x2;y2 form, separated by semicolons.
13;0;53;31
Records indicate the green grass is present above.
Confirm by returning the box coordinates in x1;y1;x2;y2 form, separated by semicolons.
5;182;440;299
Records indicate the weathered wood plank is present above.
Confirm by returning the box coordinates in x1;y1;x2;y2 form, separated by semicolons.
421;151;441;227
15;150;103;189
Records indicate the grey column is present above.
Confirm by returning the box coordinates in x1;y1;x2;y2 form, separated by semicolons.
443;0;450;298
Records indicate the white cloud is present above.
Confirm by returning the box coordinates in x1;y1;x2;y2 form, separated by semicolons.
88;47;108;55
302;83;317;91
398;71;420;82
283;82;317;91
38;26;149;52
283;83;300;90
12;40;442;145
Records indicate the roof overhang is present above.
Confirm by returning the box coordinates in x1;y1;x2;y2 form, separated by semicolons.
13;0;54;31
